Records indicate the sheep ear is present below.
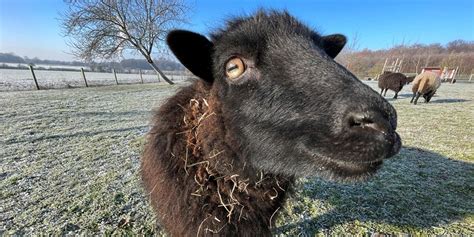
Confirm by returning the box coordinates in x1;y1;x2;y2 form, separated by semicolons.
321;34;347;58
167;30;214;83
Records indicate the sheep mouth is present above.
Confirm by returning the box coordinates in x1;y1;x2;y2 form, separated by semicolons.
347;129;402;161
386;131;402;158
299;131;401;180
305;130;401;163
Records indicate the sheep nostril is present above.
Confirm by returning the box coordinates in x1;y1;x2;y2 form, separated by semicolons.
347;112;388;134
349;116;373;128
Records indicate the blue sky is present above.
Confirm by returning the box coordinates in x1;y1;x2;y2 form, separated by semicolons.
0;0;473;61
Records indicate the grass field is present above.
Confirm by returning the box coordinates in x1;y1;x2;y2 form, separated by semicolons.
0;68;188;91
1;80;473;235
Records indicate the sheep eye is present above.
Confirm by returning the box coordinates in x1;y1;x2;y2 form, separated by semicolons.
225;57;246;79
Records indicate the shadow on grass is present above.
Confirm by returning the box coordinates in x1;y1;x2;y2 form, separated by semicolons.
384;93;412;100
429;99;470;104
394;93;414;98
384;94;470;104
275;147;474;235
382;93;413;101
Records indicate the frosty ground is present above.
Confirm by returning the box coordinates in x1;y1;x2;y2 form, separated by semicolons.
0;68;187;91
1;80;473;235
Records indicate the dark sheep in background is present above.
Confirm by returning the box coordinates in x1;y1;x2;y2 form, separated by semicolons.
410;71;442;104
141;10;401;236
405;75;415;84
378;71;416;99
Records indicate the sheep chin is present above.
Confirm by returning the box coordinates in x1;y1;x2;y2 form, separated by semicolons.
312;159;383;182
298;145;384;181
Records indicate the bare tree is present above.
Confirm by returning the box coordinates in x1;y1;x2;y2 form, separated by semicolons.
335;32;360;70
61;0;188;85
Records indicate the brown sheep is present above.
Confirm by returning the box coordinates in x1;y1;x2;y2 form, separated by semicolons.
410;71;442;104
378;72;415;99
141;11;401;236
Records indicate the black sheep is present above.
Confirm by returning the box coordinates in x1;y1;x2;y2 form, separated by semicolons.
141;10;401;236
378;71;415;99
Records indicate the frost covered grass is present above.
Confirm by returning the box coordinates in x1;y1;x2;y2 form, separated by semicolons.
0;68;188;91
1;83;176;235
1;81;473;235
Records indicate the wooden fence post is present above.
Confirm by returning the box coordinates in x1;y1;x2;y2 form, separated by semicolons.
81;68;88;87
156;73;161;82
451;66;459;84
381;58;388;74
28;65;40;90
113;69;119;85
139;69;144;84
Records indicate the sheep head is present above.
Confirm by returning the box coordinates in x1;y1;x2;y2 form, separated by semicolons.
167;11;401;181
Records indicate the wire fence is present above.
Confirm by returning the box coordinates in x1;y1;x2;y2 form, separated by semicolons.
0;67;191;91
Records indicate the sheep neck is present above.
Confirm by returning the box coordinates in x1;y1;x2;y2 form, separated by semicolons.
176;84;293;233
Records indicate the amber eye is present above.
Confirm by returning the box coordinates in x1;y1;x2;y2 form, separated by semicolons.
225;57;246;79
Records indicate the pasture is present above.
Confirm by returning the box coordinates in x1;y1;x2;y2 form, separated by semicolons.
0;68;187;91
1;80;473;235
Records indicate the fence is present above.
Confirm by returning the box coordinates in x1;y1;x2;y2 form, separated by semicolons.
0;67;191;91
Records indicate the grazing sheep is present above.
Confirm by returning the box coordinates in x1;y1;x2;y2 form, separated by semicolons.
378;72;415;99
410;71;442;104
141;10;401;237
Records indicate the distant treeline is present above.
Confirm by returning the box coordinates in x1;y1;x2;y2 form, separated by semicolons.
336;40;474;78
3;39;473;77
0;53;184;72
